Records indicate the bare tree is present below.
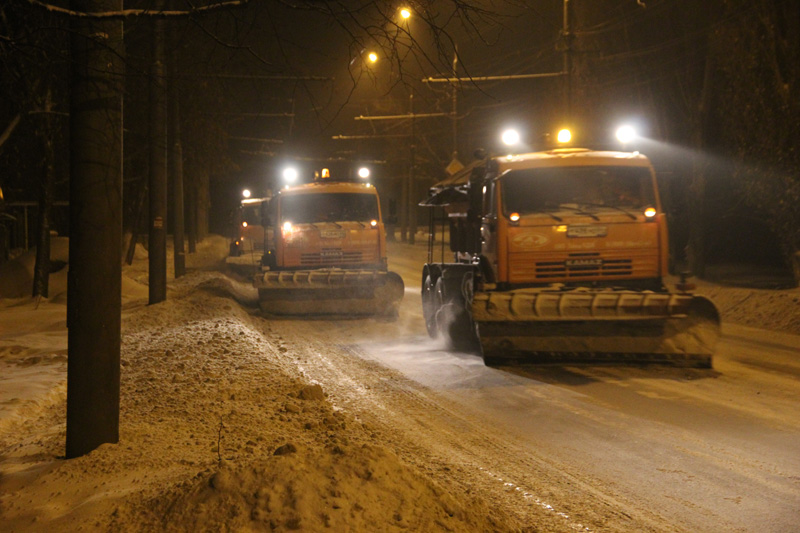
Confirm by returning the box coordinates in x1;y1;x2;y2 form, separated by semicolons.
713;0;800;282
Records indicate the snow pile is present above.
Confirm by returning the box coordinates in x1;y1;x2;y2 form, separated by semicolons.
129;441;496;532
696;282;800;335
109;280;508;532
0;236;69;299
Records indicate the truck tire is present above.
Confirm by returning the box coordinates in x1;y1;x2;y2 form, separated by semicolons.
421;273;437;337
434;271;480;354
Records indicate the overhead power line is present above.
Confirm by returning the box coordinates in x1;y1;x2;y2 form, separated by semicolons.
202;112;294;118
175;74;333;81
332;133;412;139
354;112;451;121
228;136;284;143
422;71;565;84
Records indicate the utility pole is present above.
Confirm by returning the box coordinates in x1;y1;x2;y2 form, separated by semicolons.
149;15;167;303
563;0;573;120
451;48;458;158
409;92;416;245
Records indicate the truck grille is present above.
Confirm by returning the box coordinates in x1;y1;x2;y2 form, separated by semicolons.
510;251;657;281
300;250;364;266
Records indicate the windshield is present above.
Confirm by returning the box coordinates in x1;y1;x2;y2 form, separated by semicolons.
241;204;263;225
280;193;379;224
501;166;656;216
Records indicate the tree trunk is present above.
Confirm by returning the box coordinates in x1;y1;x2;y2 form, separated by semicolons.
33;93;55;298
792;251;800;286
196;168;210;240
148;15;168;303
124;177;147;266
168;35;185;278
66;0;124;459
687;46;715;279
186;173;197;253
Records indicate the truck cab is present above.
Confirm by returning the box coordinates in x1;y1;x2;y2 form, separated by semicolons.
264;180;388;272
254;169;403;317
472;148;668;292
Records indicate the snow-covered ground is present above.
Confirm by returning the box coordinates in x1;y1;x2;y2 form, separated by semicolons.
0;235;798;532
0;236;518;532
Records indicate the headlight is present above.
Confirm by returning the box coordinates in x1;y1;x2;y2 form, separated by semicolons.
616;125;637;144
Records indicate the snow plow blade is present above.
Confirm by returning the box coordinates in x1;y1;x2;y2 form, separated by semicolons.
472;291;720;367
255;269;404;317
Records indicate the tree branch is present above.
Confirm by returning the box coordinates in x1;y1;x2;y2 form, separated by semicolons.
24;0;250;20
0;114;22;152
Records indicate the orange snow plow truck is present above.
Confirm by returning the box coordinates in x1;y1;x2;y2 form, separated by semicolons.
421;147;720;367
254;170;403;317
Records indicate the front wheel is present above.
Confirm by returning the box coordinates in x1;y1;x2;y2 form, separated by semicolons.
433;272;480;354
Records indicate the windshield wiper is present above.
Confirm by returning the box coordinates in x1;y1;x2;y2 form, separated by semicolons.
525;206;563;222
547;203;599;221
578;202;637;220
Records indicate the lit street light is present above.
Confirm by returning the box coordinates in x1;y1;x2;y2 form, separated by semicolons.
400;8;411;19
242;189;251;198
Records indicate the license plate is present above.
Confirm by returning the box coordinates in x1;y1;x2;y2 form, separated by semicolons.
567;225;607;238
321;230;346;239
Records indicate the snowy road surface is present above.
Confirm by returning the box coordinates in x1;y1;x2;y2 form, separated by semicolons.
1;237;798;532
255;240;800;532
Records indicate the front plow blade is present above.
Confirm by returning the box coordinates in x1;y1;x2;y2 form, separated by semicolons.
256;270;404;317
473;291;720;367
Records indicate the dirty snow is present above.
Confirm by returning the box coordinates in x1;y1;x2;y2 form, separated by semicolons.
0;235;798;532
0;236;514;532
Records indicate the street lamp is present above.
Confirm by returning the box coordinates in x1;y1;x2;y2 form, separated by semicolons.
399;7;411;19
367;51;378;63
242;188;251;198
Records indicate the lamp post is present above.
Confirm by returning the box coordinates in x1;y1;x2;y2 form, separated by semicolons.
408;92;416;244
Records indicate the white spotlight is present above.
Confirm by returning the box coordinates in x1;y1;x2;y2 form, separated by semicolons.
616;125;637;144
501;128;520;146
282;167;298;183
